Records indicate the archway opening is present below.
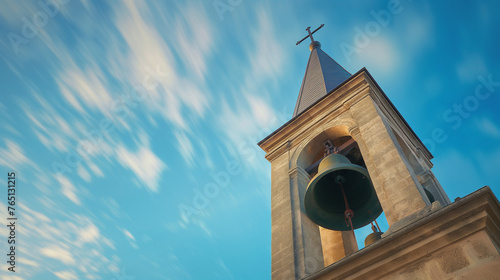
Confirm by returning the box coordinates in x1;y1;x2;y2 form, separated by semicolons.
297;126;389;266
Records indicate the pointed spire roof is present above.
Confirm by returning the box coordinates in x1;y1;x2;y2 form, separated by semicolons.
293;38;351;117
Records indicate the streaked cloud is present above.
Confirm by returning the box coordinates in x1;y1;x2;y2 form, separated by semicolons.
57;65;114;117
40;245;76;265
247;8;286;81
55;174;81;205
175;131;195;167
20;257;40;268
0;139;31;168
14;203;116;279
116;140;166;192
77;165;92;182
54;270;79;280
121;228;139;249
173;2;215;80
121;228;136;241
76;223;101;246
217;94;281;173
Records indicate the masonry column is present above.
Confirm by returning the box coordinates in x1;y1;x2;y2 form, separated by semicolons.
271;152;296;279
349;95;428;225
289;165;324;277
319;227;358;266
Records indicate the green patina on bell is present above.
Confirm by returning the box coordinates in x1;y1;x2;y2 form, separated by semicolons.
304;154;383;231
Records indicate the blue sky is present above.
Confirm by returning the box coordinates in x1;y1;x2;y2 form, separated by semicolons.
0;1;499;279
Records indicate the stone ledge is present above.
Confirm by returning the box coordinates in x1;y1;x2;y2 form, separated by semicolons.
382;200;443;237
303;186;500;280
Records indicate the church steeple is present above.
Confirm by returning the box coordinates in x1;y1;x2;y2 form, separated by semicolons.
294;25;351;117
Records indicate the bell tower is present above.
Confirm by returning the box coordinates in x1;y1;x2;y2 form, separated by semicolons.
259;25;500;280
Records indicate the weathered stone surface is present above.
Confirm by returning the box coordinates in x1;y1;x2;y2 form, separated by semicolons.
350;95;428;225
382;201;442;237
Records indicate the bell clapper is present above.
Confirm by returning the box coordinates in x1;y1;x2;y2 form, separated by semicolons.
336;175;356;238
374;219;381;232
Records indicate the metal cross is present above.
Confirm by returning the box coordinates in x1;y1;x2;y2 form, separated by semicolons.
296;24;324;45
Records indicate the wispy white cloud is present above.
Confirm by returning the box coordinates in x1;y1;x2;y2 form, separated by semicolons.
11;2;215;193
177;211;215;239
174;78;210;120
40;245;76;265
20;257;40;268
217;94;283;172
0;139;31;168
121;228;139;249
121;228;136;241
173;2;215;80
76;223;101;246
22;91;117;181
23;93;75;153
57;66;114;117
11;203;116;279
77;165;92;182
211;7;292;174
198;221;213;237
114;1;183;127
59;84;86;114
247;95;277;128
111;0;212;131
22;204;50;223
175;131;195;167
87;161;104;178
245;8;286;83
200;141;215;170
116;136;166;192
54;269;79;280
55;174;81;205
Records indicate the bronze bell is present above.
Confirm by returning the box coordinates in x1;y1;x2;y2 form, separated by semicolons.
364;231;383;246
304;153;383;231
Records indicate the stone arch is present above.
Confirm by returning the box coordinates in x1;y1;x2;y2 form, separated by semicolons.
290;118;358;170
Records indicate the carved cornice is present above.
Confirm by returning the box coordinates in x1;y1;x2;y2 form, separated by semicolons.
304;186;500;279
